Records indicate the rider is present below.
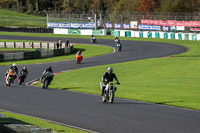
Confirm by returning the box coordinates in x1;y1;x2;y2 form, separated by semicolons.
114;36;120;43
91;34;96;39
5;63;18;83
76;50;83;60
101;67;120;96
91;34;96;43
19;66;28;80
41;66;53;84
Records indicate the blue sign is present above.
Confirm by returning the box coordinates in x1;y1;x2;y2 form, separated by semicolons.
114;23;121;29
170;26;177;31
123;24;130;29
163;26;169;31
47;22;95;29
106;23;112;28
82;23;95;29
139;25;161;31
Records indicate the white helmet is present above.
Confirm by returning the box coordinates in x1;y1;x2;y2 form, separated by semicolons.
12;63;16;67
107;67;113;73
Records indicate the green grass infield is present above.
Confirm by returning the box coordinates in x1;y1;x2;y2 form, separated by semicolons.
0;111;88;133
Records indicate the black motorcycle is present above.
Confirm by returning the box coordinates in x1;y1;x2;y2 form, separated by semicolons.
116;43;122;51
41;72;54;89
18;71;26;85
91;36;97;44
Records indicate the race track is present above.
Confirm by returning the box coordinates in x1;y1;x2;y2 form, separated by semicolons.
0;35;200;133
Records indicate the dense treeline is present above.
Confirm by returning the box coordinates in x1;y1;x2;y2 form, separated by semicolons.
0;0;199;15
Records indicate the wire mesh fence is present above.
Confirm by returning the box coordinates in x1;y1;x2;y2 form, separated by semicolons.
0;11;199;27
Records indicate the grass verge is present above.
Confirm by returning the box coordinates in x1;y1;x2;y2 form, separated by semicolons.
0;44;113;66
0;111;88;133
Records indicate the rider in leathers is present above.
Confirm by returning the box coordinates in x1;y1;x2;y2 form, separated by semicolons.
5;63;18;83
101;67;120;96
41;66;53;84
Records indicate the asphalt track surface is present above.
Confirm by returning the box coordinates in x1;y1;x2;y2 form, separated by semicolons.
0;35;200;133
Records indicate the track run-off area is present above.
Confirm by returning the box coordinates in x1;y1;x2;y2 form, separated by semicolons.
0;35;200;133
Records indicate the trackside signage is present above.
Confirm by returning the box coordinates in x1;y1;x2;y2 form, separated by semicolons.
139;25;161;31
48;22;95;29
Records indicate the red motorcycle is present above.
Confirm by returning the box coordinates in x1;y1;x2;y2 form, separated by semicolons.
76;55;82;64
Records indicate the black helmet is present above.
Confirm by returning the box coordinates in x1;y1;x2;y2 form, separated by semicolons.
48;66;52;70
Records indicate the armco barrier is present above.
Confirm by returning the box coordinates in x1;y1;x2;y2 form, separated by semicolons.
3;53;15;61
41;50;48;58
24;51;41;60
14;52;24;60
0;54;4;62
53;49;64;56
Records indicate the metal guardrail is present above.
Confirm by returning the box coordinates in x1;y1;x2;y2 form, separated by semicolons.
0;42;74;62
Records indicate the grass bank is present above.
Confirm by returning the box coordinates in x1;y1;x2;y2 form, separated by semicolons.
0;111;88;133
0;44;113;66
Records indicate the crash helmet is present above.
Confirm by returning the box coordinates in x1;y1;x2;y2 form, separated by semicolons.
23;66;26;70
12;63;16;67
107;67;113;73
48;66;52;70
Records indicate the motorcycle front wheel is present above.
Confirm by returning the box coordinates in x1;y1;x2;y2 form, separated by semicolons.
109;91;114;103
7;78;12;86
102;94;107;103
43;79;48;89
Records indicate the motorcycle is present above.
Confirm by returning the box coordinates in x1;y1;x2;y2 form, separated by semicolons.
5;69;16;86
91;36;97;44
18;71;26;85
116;43;122;51
41;72;54;89
100;82;118;103
76;55;82;64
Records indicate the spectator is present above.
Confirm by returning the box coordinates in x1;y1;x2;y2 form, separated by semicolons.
58;39;62;48
56;41;59;49
65;39;69;47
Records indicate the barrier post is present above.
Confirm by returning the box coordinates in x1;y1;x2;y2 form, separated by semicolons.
40;42;42;48
4;42;6;48
32;42;34;49
47;43;49;49
54;43;56;49
14;42;16;48
23;42;25;48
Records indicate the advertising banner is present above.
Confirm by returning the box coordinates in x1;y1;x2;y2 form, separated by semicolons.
82;23;95;29
68;29;81;35
70;23;82;29
141;19;150;25
170;26;177;31
139;25;161;31
47;22;60;28
163;26;169;31
123;24;130;29
177;26;185;31
47;22;95;29
59;23;71;28
92;30;103;35
141;19;200;27
106;23;112;28
114;23;121;29
130;21;138;28
190;27;200;32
